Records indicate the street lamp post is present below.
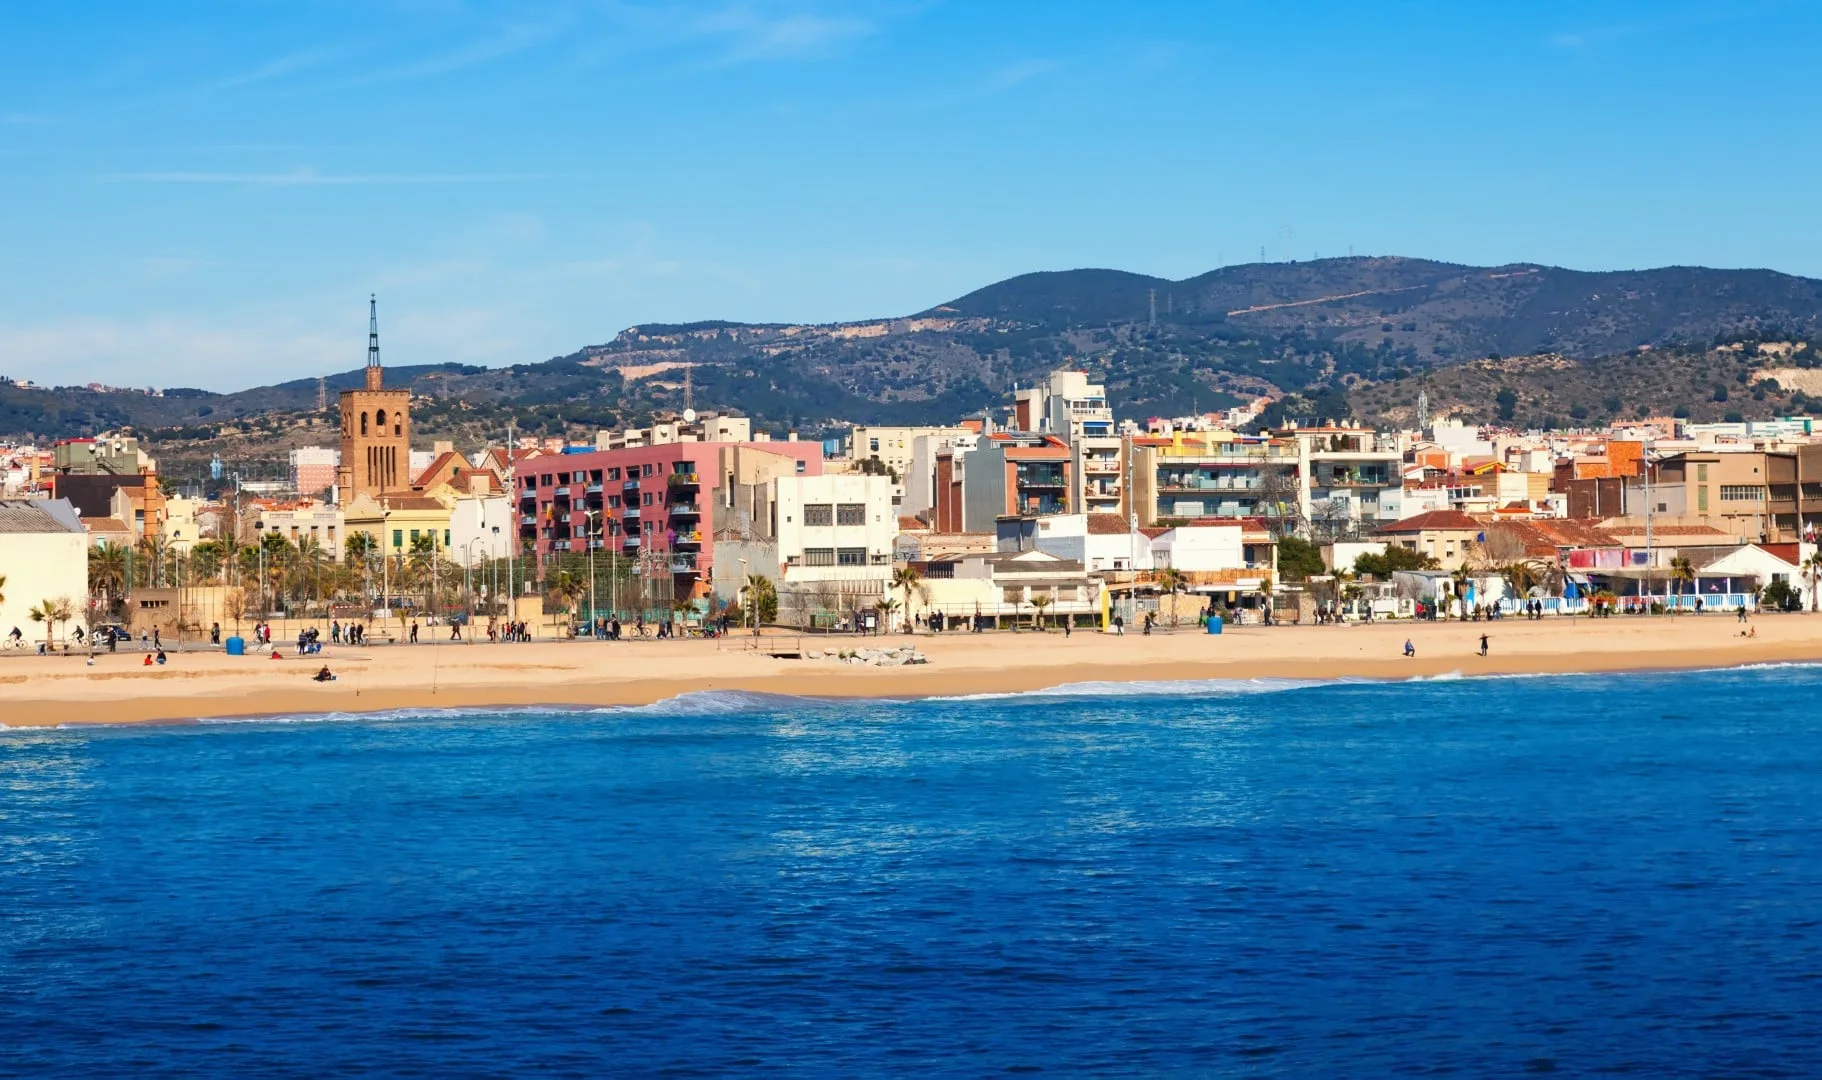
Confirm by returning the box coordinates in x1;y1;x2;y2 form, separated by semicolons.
738;556;749;637
582;508;601;636
463;537;484;645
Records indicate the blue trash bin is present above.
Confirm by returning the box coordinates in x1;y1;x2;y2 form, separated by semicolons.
1205;616;1223;635
225;635;245;656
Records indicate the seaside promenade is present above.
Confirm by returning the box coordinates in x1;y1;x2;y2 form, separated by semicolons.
1;612;1814;728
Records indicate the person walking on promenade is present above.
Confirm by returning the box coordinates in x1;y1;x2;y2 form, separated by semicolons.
409;621;419;644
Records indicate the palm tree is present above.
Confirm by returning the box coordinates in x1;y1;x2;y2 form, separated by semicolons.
1155;567;1188;627
189;539;229;585
1029;592;1052;631
1804;550;1822;613
891;565;922;632
1669;556;1696;614
88;544;128;617
744;574;776;631
1449;564;1472;620
877;597;900;635
27;600;57;651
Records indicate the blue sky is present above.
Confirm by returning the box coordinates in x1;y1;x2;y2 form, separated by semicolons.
3;1;1819;391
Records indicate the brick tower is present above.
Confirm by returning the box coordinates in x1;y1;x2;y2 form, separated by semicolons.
335;295;412;503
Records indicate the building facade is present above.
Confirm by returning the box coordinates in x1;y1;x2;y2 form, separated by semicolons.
517;440;824;601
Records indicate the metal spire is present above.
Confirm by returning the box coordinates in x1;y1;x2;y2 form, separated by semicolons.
367;294;381;369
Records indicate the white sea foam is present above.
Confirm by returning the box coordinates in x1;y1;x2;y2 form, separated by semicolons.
931;677;1344;703
592;689;835;716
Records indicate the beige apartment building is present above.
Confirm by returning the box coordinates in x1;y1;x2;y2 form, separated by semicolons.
1654;451;1774;542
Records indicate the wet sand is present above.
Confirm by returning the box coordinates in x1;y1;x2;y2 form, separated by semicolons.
0;612;1812;728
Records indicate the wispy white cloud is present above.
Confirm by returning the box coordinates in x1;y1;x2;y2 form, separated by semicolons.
101;169;546;185
1548;3;1773;49
344;17;570;84
984;57;1060;92
693;6;878;61
203;47;347;92
0;302;529;390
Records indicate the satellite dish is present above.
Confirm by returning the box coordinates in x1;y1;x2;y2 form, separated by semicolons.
683;408;697;423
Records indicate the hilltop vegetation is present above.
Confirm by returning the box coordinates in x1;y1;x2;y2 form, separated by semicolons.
9;256;1822;461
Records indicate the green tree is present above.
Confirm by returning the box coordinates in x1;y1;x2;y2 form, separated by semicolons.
1352;544;1436;578
1669;556;1696;612
1029;592;1051;630
1276;536;1325;581
1495;387;1518;420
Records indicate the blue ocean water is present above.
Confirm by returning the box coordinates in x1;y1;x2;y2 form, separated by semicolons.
4;667;1822;1077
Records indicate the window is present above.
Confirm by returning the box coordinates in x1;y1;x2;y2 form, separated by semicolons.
410;529;421;543
392;529;403;548
676;461;696;474
607;467;620;481
1720;485;1764;501
608;495;620;508
804;548;836;566
837;548;868;566
1697;463;1710;481
869;438;880;452
795;460;806;474
642;463;654;477
642;492;653;506
804;503;834;526
444;530;451;546
360;412;369;436
1698;486;1710;512
836;503;866;526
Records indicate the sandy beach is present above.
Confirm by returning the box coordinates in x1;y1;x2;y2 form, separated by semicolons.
0;612;1815;728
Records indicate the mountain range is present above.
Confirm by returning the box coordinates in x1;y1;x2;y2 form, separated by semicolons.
7;257;1822;466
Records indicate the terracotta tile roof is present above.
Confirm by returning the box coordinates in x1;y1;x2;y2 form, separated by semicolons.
897;515;928;531
1086;513;1130;535
1375;510;1483;534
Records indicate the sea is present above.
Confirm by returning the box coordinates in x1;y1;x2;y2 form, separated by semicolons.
4;666;1822;1077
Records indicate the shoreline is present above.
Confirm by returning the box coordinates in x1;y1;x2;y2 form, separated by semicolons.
2;615;1817;729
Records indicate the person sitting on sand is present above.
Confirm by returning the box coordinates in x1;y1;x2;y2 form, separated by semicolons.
270;650;283;660
1404;639;1416;658
155;649;167;665
143;653;153;666
313;665;336;682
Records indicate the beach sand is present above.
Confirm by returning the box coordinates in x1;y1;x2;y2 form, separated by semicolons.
0;612;1813;728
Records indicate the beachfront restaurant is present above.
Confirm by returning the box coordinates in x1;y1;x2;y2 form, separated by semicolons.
1578;543;1798;611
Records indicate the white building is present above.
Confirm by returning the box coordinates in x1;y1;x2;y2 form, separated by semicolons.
0;499;88;642
1013;370;1124;516
998;512;1153;574
448;494;514;566
850;425;975;510
711;473;897;624
904;431;980;521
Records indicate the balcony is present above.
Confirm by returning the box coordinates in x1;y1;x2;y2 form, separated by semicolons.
622;480;640;492
1017;477;1068;490
519;514;536;526
670;557;698;573
1084;459;1121;474
586;483;603;495
667;472;700;488
672;530;703;546
621;535;640;548
668;501;701;516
